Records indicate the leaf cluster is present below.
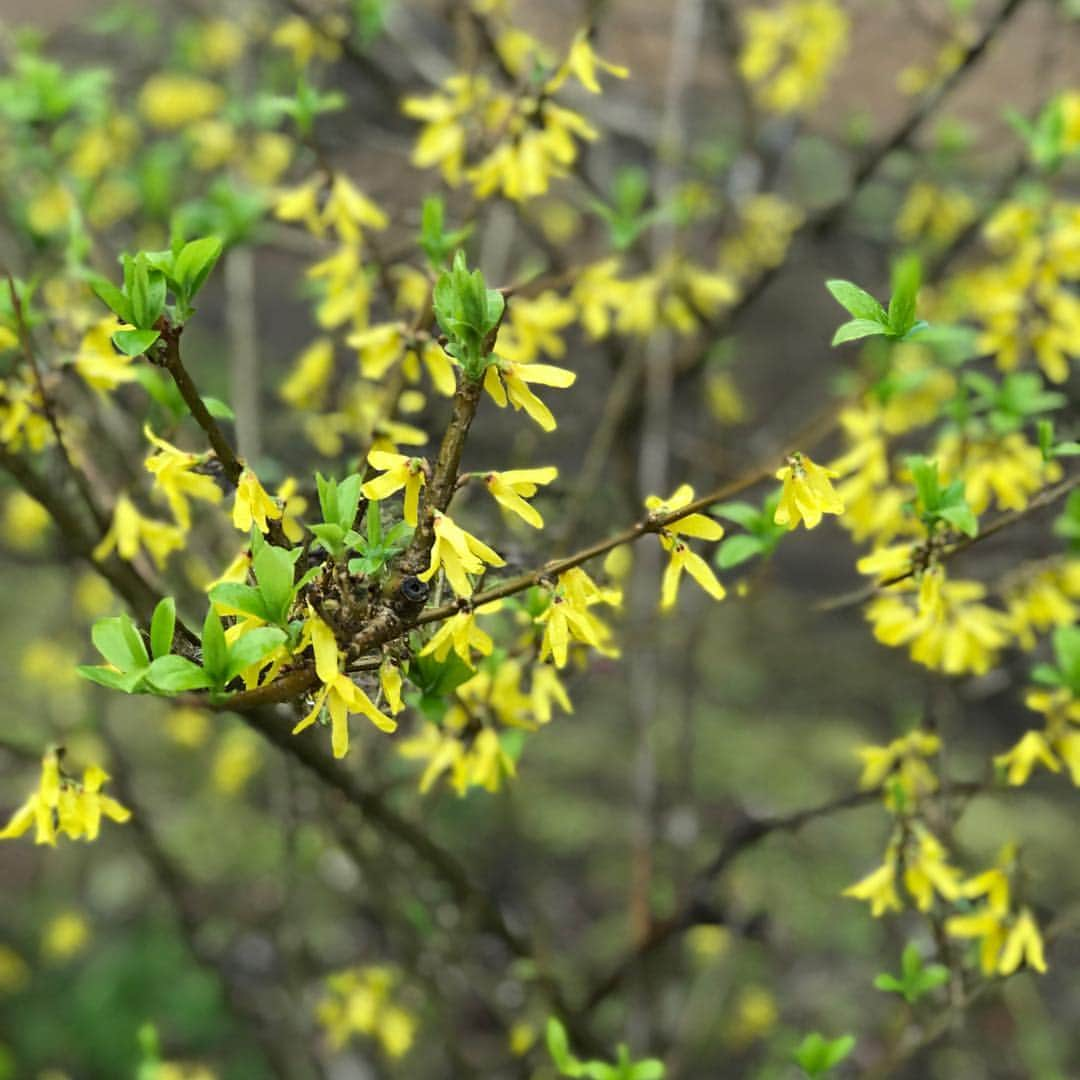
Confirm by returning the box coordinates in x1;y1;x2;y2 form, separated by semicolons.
906;455;978;538
827;254;926;346
432;251;504;379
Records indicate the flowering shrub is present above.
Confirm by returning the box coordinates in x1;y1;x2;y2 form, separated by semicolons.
0;0;1078;1075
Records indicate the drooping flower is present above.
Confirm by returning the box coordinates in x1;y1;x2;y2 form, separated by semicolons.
93;494;185;570
292;613;396;758
0;751;130;846
361;451;427;527
418;512;505;598
774;451;844;529
482;467;558;528
482;358;576;431
645;485;726;610
143;426;223;530
232;468;282;534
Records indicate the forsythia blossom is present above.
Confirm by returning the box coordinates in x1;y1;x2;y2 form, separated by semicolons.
0;751;130;845
418;512;505;597
774;452;844;530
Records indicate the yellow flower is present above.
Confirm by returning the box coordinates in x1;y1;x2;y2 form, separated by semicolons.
843;848;902;917
855;729;939;806
316;966;416;1057
143;426;223;530
418;512;505;598
274;176;325;237
41;912;90;961
774;451;844;529
379;660;404;715
0;751;130;846
738;0;849;115
271;14;344;67
280;338;335;411
292;613;396;758
361;451;427;527
420;606;498;667
536;567;620;668
946;909;1009;975
197;18;246;69
232;468;282;534
323;174;388;242
994;730;1061;786
530;664;573;724
138;74;225;129
3;490;51;551
26;183;74;235
549;30;628;94
482;467;558;528
212;727;261;795
482;358;576;431
74;318;138;393
646;484;726;609
997;907;1047;975
903;826;962;911
93;494;184;570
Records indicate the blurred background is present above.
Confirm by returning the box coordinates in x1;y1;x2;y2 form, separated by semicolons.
0;1;1078;1077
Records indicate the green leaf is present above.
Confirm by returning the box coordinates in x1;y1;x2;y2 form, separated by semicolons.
203;397;235;420
906;455;940;513
226;626;287;683
335;474;364;530
149;596;176;660
832;319;888;346
826;279;886;322
92;613;149;672
112;328;161;356
794;1032;856;1077
873;973;905;995
888;253;921;335
208;582;270;621
88;275;133;323
174;236;223;300
716;534;767;569
77;664;147;693
710;500;761;529
130;255;166;329
938;503;978;538
254;544;297;624
545;1019;583;1076
201;608;229;686
146;655;214;693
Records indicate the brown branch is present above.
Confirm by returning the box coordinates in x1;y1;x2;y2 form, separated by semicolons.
6;275;109;533
158;323;244;488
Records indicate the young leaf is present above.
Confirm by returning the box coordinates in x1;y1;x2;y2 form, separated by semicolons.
225;626;287;683
826;279;886;322
112;328;161;356
887;253;921;336
92;613;149;672
149;596;176;660
174;236;223;300
88;275;133;323
716;534;767;569
832;319;889;346
938;503;978;538
201;608;229;687
146;655;215;693
208;582;271;622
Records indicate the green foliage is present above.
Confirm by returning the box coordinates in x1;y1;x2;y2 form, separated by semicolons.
311;472;364;560
405;648;474;722
792;1032;856;1077
873;943;950;1004
419;196;473;269
347;501;412;577
827;254;926;346
209;533;314;629
713;494;787;569
906;455;978;538
1031;626;1080;696
1007;96;1077;173
264;74;345;137
1037;419;1080;462
545;1018;665;1080
90;235;223;349
1054;490;1080;550
962;372;1064;435
432;250;504;379
588;166;666;251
